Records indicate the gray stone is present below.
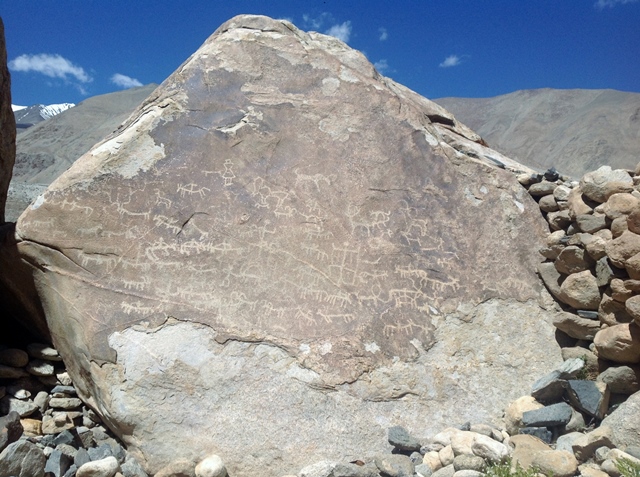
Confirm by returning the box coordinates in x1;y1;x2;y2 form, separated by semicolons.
538;262;564;300
55;444;77;460
522;402;573;427
26;343;62;361
555;432;584;453
452;454;484;471
564;407;587;432
597;365;640;394
0;364;29;379
0;411;23;453
45;449;73;477
0;348;29;367
52;430;75;447
580;166;634;203
625;446;640;460
596;257;626;287
0;395;38;417
63;465;78;477
531;358;583;403
577;310;599;319
555;246;594;275
26;359;55;376
14;14;562;477
75;448;91;468
49;397;82;409
566;379;610;419
195;455;227;477
518;427;553;443
470;434;509;463
374;454;414;477
599;291;634;326
88;443;114;462
554;185;572;202
594;323;640;364
34;390;50;412
601;391;640;449
558;270;601;310
529;181;557;197
553;312;601;340
576;214;608;234
415;463;433;477
468;424;493;437
76;456;120;477
547;210;573;231
0;439;46;477
388;425;421;451
594;446;611;464
51;385;77;396
538;194;559;213
432;465;455;477
571;426;615;461
331;463;378;477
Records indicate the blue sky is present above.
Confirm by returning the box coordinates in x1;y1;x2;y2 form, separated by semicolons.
3;0;640;106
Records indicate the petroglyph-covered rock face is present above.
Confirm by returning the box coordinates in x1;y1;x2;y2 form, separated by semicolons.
16;15;561;477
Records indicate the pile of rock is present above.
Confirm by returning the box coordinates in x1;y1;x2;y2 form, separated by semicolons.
519;165;640;398
0;342;224;477
289;359;640;477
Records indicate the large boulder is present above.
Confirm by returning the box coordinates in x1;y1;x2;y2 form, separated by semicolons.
14;15;561;477
0;17;14;223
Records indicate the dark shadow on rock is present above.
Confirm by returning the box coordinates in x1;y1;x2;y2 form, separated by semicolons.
0;222;49;344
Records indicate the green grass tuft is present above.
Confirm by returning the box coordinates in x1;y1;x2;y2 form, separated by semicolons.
484;458;545;477
617;457;640;477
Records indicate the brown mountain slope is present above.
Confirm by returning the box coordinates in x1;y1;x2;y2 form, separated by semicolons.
14;84;158;184
6;84;157;221
435;88;640;179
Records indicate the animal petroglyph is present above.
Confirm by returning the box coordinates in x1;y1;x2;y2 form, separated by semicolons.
177;183;210;198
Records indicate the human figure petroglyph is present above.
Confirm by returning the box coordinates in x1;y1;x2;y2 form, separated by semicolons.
221;159;236;186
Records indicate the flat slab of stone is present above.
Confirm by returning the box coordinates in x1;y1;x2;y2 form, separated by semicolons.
522;402;573;427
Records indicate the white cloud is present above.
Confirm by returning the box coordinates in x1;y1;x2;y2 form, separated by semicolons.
595;0;638;8
302;13;332;30
374;59;389;74
111;73;143;89
325;21;352;43
439;55;462;68
9;53;92;83
379;27;388;41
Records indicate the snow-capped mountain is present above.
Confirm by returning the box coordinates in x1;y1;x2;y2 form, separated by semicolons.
13;103;75;130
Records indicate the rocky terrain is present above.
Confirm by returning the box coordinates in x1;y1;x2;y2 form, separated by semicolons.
436;89;640;179
1;13;640;477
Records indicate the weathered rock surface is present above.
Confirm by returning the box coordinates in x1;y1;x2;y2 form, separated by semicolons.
601;391;640;450
14;15;560;477
0;17;15;223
